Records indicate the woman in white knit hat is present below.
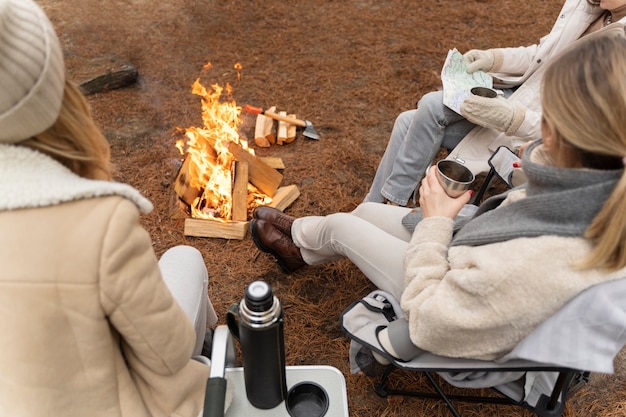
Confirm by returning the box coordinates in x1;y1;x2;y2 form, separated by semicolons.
0;1;219;416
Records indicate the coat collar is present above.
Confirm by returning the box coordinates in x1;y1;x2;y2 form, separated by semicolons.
0;144;153;213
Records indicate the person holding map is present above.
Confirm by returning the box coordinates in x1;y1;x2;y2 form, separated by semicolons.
250;29;626;362
363;0;626;207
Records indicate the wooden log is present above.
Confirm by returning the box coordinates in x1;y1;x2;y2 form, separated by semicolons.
258;157;285;170
253;105;276;147
284;114;297;144
253;119;271;147
277;111;288;145
184;218;248;240
173;154;202;207
169;192;190;219
227;141;283;197
232;161;249;221
182;184;298;239
268;184;300;212
77;55;138;95
262;105;276;146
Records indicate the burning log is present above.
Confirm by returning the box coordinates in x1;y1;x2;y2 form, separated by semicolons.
171;70;302;239
173;154;202;207
232;161;249;222
172;150;299;240
182;184;300;240
169;156;289;222
169;197;190;220
173;141;282;209
184;218;248;240
226;141;283;197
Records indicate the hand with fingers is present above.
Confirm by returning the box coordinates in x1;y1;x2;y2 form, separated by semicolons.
419;167;473;219
463;49;496;73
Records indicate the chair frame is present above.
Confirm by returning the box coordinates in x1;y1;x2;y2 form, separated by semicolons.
471;145;520;204
373;364;589;417
339;285;610;417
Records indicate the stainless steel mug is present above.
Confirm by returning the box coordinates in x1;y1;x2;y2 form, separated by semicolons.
470;86;499;98
435;160;475;198
227;281;287;409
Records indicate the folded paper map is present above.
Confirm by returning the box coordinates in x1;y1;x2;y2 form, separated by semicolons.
441;48;493;114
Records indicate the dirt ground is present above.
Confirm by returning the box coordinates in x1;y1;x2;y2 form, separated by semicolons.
39;0;626;416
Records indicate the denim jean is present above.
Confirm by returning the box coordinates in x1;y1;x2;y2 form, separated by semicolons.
291;202;414;300
363;90;477;206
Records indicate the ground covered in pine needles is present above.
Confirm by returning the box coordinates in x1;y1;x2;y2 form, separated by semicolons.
40;0;626;415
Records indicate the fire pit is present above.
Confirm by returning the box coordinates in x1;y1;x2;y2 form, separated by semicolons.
172;63;300;239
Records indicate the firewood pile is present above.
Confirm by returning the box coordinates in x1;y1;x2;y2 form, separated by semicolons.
253;105;298;147
171;144;300;240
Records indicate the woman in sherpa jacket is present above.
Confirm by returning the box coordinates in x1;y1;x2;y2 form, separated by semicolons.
249;29;626;361
0;1;217;416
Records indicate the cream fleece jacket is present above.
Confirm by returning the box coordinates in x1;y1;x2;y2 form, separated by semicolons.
0;145;209;417
401;142;626;360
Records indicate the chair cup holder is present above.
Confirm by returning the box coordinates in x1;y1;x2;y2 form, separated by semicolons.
285;381;329;417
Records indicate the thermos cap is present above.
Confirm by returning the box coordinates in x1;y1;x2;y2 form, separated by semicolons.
244;280;274;312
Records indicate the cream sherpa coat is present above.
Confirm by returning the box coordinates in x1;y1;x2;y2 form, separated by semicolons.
0;145;209;417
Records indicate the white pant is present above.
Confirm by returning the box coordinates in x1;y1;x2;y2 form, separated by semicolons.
159;245;218;356
292;203;414;300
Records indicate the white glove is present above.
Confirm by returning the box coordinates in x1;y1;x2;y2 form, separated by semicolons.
460;95;526;135
464;49;495;73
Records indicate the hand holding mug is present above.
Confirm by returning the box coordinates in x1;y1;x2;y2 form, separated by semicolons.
419;161;473;219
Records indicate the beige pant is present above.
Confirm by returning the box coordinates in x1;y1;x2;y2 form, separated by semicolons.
292;202;414;300
159;245;218;356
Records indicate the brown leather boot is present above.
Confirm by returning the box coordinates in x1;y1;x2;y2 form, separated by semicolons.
252;206;296;237
249;219;306;274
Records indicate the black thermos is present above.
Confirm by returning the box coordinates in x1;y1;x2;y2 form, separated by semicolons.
227;280;287;409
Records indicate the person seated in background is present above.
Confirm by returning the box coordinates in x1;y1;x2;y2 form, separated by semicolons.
0;1;218;416
363;0;626;207
249;28;626;361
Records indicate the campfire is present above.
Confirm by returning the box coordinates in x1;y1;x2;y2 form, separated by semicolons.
172;63;300;239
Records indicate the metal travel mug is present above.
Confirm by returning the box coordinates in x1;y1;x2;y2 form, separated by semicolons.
470;86;499;98
227;281;287;409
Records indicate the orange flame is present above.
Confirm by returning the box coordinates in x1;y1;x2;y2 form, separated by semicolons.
176;63;271;221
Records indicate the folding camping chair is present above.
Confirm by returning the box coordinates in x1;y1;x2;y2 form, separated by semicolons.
340;277;626;417
470;145;525;204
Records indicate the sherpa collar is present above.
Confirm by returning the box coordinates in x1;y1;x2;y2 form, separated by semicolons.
0;144;153;213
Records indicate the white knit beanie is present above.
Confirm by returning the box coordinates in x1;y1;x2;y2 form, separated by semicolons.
0;0;65;143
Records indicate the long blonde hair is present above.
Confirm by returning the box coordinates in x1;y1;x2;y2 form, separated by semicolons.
21;80;112;181
541;31;626;271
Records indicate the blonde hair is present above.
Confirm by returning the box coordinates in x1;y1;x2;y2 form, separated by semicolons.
541;31;626;271
21;80;112;181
